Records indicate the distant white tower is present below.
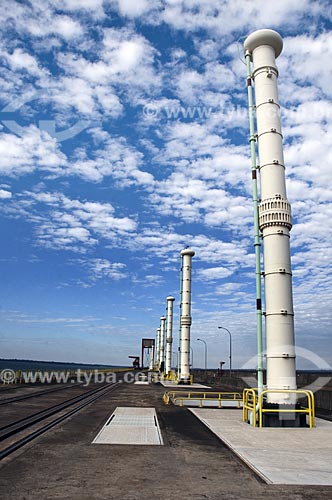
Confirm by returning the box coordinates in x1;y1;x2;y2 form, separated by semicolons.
244;29;297;405
149;345;154;371
155;327;161;369
165;296;175;375
159;316;166;372
179;248;195;384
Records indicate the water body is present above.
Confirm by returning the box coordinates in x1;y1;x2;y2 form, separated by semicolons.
0;358;124;371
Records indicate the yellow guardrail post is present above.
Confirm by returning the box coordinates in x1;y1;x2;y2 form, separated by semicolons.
258;389;315;428
242;388;257;427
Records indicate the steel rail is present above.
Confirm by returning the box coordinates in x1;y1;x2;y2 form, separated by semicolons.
0;383;82;406
0;383;120;461
0;384;112;439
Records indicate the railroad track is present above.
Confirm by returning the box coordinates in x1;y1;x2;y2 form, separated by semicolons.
0;383;84;406
0;382;120;460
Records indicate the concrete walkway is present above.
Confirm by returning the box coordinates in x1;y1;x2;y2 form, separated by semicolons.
190;408;332;485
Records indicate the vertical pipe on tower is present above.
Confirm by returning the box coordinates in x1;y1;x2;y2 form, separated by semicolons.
244;29;297;405
159;316;166;372
165;296;175;375
245;43;264;398
179;248;195;384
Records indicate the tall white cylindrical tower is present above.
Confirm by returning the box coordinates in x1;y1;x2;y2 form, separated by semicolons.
244;29;297;405
179;248;195;384
149;345;154;371
165;296;175;375
159;316;166;372
156;327;161;370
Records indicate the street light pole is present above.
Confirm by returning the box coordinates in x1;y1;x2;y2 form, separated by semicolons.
190;346;194;369
218;326;232;376
197;338;207;371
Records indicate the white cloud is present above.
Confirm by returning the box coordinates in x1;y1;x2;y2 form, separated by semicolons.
283;32;332;97
57;27;160;94
52;0;105;16
159;0;319;35
4;191;137;252
143;120;252;228
70;130;154;186
125;227;253;268
0;3;84;41
76;258;127;284
0;125;153;188
0;189;12;199
0;126;67;177
110;0;162;18
174;63;237;105
52;15;83;39
0;48;43;77
197;266;234;281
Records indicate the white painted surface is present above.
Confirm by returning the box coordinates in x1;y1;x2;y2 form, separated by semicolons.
160;381;210;388
191;408;332;485
93;407;163;445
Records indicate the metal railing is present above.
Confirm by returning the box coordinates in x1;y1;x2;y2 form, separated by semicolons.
258;389;315;428
163;390;242;408
242;388;315;428
165;371;178;381
242;388;258;427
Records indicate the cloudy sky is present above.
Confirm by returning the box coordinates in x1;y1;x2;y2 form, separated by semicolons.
0;0;331;369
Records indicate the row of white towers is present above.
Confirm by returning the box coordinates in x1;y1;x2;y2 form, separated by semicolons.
153;248;195;383
151;31;296;400
148;30;298;416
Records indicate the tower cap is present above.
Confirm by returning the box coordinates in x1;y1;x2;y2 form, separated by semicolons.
180;248;195;257
244;29;283;58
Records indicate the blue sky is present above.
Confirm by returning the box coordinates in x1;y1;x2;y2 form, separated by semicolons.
0;0;331;369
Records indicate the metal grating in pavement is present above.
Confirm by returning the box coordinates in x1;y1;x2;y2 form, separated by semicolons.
92;407;164;446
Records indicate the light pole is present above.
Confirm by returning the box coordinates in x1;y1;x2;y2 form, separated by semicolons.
218;326;232;376
190;346;194;369
197;338;207;371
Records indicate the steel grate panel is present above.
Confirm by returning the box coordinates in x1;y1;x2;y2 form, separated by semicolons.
110;415;155;426
93;407;163;446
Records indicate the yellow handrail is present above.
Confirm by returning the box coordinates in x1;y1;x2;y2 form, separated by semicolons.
163;391;242;408
242;388;258;427
258;389;315;428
